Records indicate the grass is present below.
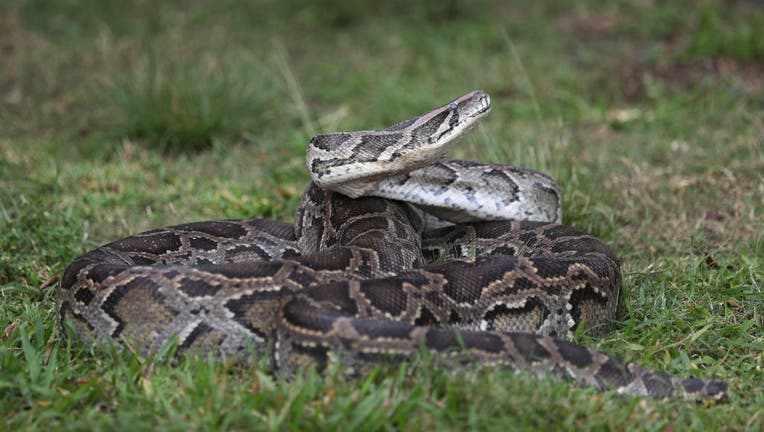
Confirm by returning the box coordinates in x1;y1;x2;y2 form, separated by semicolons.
2;0;763;429
102;56;278;153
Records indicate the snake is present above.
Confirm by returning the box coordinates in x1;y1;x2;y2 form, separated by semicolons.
57;90;728;402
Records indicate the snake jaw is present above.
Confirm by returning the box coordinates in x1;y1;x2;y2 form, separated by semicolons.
424;90;491;147
412;90;491;153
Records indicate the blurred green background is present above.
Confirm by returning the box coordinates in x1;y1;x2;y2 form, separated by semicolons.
1;1;763;429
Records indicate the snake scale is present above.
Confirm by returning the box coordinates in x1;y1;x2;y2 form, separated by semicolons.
58;90;727;401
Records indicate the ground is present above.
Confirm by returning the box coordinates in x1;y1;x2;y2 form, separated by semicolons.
1;1;763;430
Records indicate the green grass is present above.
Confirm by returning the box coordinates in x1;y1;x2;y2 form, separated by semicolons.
102;56;278;153
2;0;763;429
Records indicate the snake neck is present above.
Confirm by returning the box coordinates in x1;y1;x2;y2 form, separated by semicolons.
295;182;425;276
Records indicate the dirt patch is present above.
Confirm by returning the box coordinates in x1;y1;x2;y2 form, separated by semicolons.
647;58;764;93
555;9;624;41
555;5;764;101
608;157;764;256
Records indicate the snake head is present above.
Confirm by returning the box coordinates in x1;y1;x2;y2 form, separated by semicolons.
416;90;491;146
306;90;491;197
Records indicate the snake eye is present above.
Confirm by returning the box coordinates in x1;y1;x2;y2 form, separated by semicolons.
448;102;458;111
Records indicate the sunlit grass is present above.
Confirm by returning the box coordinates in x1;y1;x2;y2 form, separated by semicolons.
2;0;763;429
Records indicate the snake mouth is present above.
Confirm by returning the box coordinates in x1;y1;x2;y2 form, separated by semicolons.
426;90;491;145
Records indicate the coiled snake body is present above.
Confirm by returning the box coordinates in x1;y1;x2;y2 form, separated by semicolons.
59;91;727;401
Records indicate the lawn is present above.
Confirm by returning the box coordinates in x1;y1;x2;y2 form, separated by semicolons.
1;0;763;430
